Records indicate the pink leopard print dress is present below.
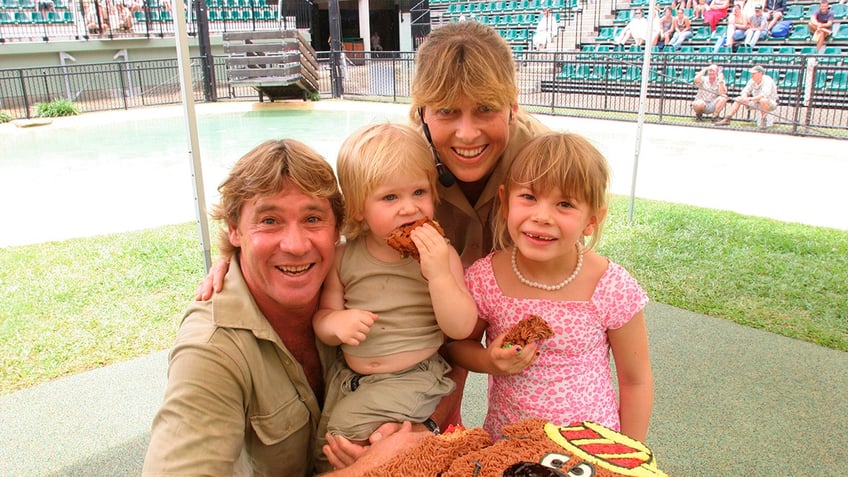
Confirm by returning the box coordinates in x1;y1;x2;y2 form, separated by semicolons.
464;253;649;439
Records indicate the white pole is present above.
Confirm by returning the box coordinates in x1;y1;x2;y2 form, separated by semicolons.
629;0;657;225
173;0;212;272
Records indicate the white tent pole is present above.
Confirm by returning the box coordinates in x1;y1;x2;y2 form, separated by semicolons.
629;0;657;226
173;0;212;272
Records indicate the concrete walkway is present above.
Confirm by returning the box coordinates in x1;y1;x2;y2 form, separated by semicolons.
2;102;846;476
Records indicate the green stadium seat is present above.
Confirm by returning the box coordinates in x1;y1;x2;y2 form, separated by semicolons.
596;26;617;42
784;5;805;21
613;10;631;24
780;70;799;89
690;26;711;41
588;64;608;81
160;9;172;21
3;0;20;8
831;4;847;19
19;0;33;8
680;66;696;83
833;24;848;41
753;46;774;64
813;70;829;89
608;65;624;80
0;11;12;24
819;47;842;64
618;65;638;81
827;71;848;91
134;10;146;22
787;25;810;41
14;11;32;23
773;46;795;63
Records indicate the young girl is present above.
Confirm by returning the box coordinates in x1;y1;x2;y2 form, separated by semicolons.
446;132;654;442
314;123;477;444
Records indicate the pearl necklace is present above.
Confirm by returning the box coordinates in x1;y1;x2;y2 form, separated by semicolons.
511;243;585;291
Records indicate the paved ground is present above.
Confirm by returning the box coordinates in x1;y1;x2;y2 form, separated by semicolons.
1;101;846;476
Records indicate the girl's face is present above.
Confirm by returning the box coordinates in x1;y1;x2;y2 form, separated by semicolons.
502;183;599;264
358;173;436;243
421;97;519;184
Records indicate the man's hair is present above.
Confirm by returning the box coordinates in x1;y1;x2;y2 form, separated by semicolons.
211;139;344;256
336;123;438;240
493;132;610;250
409;21;517;125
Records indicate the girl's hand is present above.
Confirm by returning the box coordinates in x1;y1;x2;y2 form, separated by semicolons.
487;332;541;375
410;224;452;282
332;310;378;346
194;256;231;300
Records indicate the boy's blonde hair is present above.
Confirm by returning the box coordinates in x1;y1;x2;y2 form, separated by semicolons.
493;132;610;250
409;21;518;124
336;123;438;240
211;139;344;257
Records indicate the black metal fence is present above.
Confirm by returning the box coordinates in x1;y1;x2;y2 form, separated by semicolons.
2;49;846;139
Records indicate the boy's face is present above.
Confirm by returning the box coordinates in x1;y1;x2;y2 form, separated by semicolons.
421;97;518;185
358;172;436;241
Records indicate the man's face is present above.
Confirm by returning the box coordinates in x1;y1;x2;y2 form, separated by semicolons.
820;2;829;13
228;179;339;318
752;71;764;83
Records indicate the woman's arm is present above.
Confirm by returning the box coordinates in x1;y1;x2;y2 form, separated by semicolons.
608;310;653;442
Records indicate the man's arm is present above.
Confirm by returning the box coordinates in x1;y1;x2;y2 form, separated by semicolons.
144;341;246;475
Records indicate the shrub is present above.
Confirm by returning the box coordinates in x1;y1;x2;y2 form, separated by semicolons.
35;98;80;118
0;110;12;123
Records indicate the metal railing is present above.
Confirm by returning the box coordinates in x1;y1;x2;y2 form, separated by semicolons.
2;50;846;139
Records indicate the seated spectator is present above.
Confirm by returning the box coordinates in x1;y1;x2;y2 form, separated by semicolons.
713;3;747;51
692;64;728;122
37;0;55;18
668;8;693;50
742;0;765;18
715;65;779;129
533;8;560;50
659;8;675;48
763;0;787;32
808;0;835;53
693;0;709;21
745;4;769;48
704;0;730;32
615;9;660;46
116;3;133;31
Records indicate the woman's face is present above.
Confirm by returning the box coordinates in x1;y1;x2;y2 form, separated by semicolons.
421;98;517;184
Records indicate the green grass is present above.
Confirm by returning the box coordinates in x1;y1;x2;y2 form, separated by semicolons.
1;197;846;395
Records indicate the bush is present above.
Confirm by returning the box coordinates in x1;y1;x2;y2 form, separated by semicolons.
35;98;80;118
0;110;12;123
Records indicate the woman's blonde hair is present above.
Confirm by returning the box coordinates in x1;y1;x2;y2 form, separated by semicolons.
409;21;518;124
211;139;344;256
493;132;610;250
336;123;438;240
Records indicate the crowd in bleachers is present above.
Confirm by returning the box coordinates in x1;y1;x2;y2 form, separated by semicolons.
0;0;280;41
594;0;847;58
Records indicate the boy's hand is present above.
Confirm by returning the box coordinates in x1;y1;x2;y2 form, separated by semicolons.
411;224;451;281
332;310;378;346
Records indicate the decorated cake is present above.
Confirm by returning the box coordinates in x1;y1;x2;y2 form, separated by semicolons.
363;418;669;477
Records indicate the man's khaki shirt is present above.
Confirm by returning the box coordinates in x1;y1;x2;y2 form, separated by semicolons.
143;257;338;477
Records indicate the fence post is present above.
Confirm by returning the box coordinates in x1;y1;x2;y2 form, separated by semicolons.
117;62;128;109
20;69;32;119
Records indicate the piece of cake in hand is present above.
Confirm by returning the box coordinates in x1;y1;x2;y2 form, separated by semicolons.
502;314;555;348
385;217;445;261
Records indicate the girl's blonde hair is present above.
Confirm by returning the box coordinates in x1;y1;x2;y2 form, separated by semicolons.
211;139;344;257
336;123;438;240
493;132;610;250
409;21;518;124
